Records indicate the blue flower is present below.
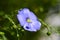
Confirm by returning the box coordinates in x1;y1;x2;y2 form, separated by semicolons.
17;8;41;32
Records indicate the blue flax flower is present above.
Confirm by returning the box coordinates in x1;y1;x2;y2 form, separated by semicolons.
17;8;41;32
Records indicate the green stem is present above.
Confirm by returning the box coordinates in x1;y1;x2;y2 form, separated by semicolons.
5;14;19;40
5;15;17;28
39;19;51;31
39;18;60;35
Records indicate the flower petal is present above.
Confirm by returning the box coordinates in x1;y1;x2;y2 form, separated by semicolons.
17;14;26;26
18;9;28;18
23;23;37;32
31;21;41;30
18;8;37;20
22;8;30;14
28;12;37;20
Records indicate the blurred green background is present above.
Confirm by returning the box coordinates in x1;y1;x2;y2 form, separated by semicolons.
0;0;60;40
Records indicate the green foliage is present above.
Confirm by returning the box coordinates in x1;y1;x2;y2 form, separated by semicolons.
0;0;59;40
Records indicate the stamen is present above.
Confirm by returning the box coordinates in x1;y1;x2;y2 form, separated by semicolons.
27;19;31;23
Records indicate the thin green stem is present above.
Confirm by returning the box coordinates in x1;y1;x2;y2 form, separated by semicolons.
5;15;17;28
39;19;51;32
5;14;19;40
39;18;60;35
